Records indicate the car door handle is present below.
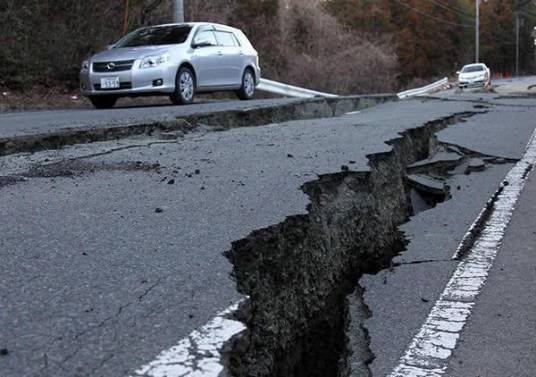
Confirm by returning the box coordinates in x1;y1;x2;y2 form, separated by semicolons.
217;51;223;56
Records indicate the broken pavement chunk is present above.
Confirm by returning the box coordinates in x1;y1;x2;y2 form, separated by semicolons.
159;131;184;140
407;174;447;196
408;151;463;171
465;158;486;174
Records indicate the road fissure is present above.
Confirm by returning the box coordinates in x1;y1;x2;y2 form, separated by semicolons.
223;112;479;377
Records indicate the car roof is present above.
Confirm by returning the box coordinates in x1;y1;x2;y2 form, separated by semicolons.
150;22;239;32
462;63;486;68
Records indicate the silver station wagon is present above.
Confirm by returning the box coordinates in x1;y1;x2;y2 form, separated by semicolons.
80;22;261;109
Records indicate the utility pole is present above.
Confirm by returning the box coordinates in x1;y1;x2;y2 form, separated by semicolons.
533;26;536;72
123;0;130;34
173;0;184;23
514;0;534;75
516;11;520;76
475;0;489;63
476;0;480;63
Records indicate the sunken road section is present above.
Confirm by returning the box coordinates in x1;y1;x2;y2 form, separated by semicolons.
0;95;394;156
224;112;477;377
389;129;536;376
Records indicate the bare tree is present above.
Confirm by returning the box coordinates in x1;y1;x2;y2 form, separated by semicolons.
0;0;397;94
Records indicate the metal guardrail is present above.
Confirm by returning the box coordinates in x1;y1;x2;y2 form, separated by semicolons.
397;77;449;99
257;78;339;99
258;77;448;100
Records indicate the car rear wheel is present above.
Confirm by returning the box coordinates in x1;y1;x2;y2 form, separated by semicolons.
88;95;118;109
170;67;195;105
236;68;255;100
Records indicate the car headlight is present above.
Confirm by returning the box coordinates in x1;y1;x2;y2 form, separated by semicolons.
81;60;90;71
140;54;170;69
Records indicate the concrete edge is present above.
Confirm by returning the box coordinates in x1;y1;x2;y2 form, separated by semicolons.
0;95;397;157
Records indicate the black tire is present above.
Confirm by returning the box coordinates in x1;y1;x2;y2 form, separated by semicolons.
170;66;196;105
88;95;117;109
236;68;256;100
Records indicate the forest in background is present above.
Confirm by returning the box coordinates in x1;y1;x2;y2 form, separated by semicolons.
1;0;536;95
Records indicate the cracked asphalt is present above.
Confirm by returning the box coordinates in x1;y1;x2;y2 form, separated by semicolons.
1;88;536;376
447;172;536;377
361;91;536;376
0;98;301;139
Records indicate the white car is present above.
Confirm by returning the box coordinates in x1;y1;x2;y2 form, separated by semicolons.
457;63;491;89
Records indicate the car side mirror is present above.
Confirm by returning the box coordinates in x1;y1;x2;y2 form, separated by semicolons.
107;44;116;50
456;71;460;75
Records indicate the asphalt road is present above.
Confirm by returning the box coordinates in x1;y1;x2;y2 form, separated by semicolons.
0;98;301;138
361;91;536;377
0;98;475;376
1;89;536;376
447;172;536;377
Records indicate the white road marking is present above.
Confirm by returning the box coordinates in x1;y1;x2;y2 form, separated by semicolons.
450;194;493;260
131;301;246;377
132;130;536;377
389;129;536;377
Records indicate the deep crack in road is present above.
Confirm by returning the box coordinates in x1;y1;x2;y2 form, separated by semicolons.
1;90;536;377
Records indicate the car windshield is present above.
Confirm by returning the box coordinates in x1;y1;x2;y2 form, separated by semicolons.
115;25;192;48
461;65;484;73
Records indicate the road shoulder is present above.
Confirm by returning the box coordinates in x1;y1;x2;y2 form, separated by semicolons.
447;172;536;377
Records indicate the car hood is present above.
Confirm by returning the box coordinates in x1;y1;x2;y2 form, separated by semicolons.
91;45;175;62
459;72;486;80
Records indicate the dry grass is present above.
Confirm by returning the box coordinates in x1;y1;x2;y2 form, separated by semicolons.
0;87;89;112
0;86;273;113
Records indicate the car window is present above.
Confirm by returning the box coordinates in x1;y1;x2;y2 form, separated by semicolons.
115;25;192;47
214;31;238;47
462;65;485;73
234;30;254;50
193;30;217;47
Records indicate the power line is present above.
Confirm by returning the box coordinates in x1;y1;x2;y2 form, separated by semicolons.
516;0;535;10
520;10;536;20
393;0;475;28
423;0;475;19
519;7;536;19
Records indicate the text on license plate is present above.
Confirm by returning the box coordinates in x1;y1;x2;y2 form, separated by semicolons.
100;77;120;89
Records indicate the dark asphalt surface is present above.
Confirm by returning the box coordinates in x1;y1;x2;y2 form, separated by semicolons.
0;98;475;376
1;90;536;377
447;172;536;377
0;98;301;138
362;93;536;377
362;165;514;377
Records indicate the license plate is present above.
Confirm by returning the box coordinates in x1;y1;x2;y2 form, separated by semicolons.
100;77;120;89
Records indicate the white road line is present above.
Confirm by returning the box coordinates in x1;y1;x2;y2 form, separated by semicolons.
132;130;536;377
450;194;493;260
389;129;536;377
131;301;246;377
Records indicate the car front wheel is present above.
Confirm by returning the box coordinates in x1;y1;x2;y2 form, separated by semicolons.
88;95;118;109
170;67;195;105
236;69;256;100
